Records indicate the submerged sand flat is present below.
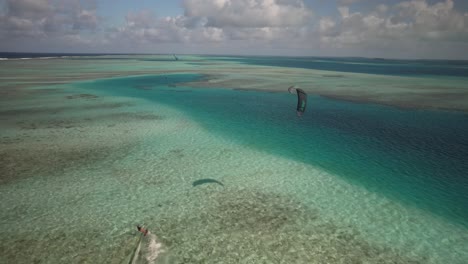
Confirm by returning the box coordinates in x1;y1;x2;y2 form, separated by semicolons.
1;56;468;263
1;55;467;111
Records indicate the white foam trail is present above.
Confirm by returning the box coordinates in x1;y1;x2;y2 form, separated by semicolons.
145;232;164;264
131;235;143;264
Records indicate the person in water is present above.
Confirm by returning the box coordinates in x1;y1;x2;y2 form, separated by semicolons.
137;225;149;236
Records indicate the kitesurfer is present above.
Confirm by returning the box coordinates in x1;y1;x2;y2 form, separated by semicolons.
137;225;149;236
288;86;307;116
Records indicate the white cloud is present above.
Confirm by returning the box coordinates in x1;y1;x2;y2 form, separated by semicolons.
125;10;156;29
0;0;467;59
108;0;312;48
109;12;227;47
339;0;366;4
338;6;350;18
377;4;388;14
319;17;335;33
0;0;99;39
74;9;98;30
183;0;312;28
6;0;50;18
395;0;466;39
317;0;468;56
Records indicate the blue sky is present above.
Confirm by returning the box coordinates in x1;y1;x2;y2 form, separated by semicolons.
1;0;467;59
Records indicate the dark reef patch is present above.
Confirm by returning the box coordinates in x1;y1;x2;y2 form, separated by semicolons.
322;74;345;78
0;142;133;185
0;102;135;118
0;107;65;117
108;112;163;121
13;112;162;131
207;191;313;232
0;229;136;264
16;120;79;130
151;190;424;263
65;93;98;99
86;102;135;110
0;85;64;100
0;136;23;145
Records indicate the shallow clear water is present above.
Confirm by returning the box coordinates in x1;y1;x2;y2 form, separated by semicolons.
80;74;468;225
1;56;468;263
77;74;468;262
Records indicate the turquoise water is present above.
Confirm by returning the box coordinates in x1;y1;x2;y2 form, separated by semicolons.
79;74;468;226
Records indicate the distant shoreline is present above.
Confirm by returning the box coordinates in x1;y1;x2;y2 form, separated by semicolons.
1;52;468;62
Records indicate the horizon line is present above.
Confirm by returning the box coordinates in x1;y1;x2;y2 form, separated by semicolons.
1;51;467;62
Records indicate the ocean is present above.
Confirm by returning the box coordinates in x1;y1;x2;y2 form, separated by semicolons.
1;54;467;263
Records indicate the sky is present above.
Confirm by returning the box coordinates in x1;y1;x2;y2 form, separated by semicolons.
0;0;468;59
